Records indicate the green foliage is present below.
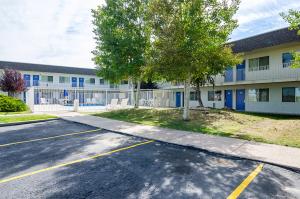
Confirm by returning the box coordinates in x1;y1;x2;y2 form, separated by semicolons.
281;9;300;68
281;9;300;35
0;94;28;112
92;0;150;83
147;0;241;82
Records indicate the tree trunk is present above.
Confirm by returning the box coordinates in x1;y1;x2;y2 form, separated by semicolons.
135;80;141;108
183;76;191;121
8;91;15;97
196;83;203;107
130;79;136;107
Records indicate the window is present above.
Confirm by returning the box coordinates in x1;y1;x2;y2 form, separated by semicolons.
249;56;269;71
86;78;95;84
59;76;70;83
208;91;214;101
90;78;95;84
248;89;257;102
99;79;105;85
41;75;53;83
214;91;222;101
248;89;269;102
190;92;199;101
258;88;269;102
282;87;299;102
282;53;294;68
208;91;222;101
249;58;259;71
121;80;128;84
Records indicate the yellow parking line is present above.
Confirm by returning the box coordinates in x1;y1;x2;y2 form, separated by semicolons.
0;129;101;147
0;140;154;184
227;163;264;199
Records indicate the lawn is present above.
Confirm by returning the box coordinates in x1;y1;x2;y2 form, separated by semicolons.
0;114;57;124
94;108;300;148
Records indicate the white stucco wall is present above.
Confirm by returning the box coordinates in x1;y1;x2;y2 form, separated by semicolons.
200;82;300;115
213;42;300;85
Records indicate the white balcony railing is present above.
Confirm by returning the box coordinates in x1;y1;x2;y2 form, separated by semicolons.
214;64;300;85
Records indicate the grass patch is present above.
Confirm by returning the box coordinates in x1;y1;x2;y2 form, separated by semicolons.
0;111;31;115
0;114;57;124
94;109;300;148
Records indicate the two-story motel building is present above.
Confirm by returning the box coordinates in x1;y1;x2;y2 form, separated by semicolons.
0;27;300;115
0;61;130;107
191;27;300;115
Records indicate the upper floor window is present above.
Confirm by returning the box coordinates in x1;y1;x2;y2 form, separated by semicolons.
59;76;70;84
282;87;300;102
249;56;269;71
99;79;105;85
41;75;53;83
282;53;294;68
90;78;95;84
248;88;269;102
208;90;222;101
86;78;95;84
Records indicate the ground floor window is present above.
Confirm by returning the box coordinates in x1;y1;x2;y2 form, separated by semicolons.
282;87;300;102
208;90;222;101
248;88;269;102
190;91;200;101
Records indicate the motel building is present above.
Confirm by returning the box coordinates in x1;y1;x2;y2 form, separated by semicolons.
163;27;300;115
0;62;132;111
0;27;300;115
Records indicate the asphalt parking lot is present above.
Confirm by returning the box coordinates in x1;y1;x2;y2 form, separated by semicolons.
0;119;299;199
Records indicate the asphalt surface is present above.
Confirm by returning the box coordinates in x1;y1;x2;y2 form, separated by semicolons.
0;119;299;199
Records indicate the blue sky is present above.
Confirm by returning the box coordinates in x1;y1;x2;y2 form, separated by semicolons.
0;0;299;69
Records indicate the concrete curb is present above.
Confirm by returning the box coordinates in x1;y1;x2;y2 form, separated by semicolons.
0;118;59;127
62;117;300;173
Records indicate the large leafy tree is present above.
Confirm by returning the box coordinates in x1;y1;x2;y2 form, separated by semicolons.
281;9;300;68
92;0;150;107
192;46;241;107
0;69;26;97
148;0;240;120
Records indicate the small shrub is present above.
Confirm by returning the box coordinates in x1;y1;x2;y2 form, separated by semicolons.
0;94;28;112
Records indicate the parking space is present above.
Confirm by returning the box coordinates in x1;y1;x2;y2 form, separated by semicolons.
0;120;299;199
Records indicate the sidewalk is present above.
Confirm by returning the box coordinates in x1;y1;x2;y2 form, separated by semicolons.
60;113;300;170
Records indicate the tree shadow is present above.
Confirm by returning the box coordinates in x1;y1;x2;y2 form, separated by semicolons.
38;141;300;198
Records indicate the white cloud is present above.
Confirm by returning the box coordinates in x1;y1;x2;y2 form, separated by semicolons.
0;0;299;66
0;0;103;68
231;0;300;40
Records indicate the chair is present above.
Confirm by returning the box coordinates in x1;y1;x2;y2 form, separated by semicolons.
107;98;119;109
40;98;48;105
118;98;129;109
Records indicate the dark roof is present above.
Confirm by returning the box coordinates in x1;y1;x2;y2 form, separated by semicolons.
229;27;300;53
0;61;96;76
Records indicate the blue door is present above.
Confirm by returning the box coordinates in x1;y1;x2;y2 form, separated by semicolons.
24;74;31;87
225;90;233;109
72;77;77;87
79;92;84;104
176;92;181;107
224;67;233;82
33;75;39;86
236;89;245;111
236;61;245;81
79;78;84;87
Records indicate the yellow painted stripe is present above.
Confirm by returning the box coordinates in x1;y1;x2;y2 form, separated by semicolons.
0;129;101;147
227;163;264;199
0;140;154;184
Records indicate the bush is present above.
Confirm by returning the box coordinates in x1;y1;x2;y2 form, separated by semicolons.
0;94;28;112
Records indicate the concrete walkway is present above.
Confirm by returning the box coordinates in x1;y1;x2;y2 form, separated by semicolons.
59;113;300;170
